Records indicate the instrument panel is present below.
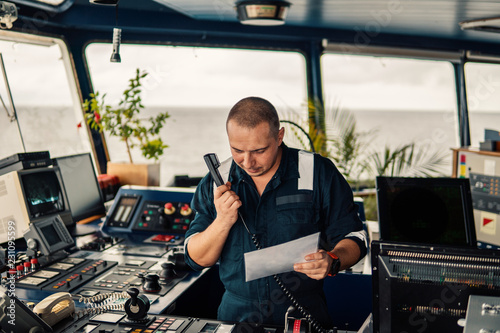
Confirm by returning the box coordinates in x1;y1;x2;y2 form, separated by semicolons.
102;186;196;239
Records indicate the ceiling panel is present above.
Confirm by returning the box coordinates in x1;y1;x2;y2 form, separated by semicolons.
148;0;500;42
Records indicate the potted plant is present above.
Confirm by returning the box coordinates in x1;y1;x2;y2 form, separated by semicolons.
83;68;170;186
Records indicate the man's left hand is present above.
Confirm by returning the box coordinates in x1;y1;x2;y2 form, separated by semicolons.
293;249;332;280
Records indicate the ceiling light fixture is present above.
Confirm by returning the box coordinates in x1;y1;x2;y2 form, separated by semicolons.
235;0;291;26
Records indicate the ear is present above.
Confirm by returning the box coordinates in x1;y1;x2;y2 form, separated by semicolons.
277;127;285;145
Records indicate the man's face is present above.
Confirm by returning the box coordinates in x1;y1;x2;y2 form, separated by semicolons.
227;120;284;178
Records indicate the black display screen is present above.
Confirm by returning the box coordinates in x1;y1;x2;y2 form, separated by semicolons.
54;153;105;222
40;224;62;246
376;177;477;247
21;171;65;218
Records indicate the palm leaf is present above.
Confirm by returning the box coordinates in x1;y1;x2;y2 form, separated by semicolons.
281;97;448;184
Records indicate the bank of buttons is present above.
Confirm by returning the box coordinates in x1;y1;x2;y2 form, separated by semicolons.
490;179;499;196
94;268;147;289
148;317;184;332
52;273;81;289
172;219;190;231
81;260;106;274
139;209;154;228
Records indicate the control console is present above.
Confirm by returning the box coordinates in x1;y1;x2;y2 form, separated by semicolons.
102;186;196;245
14;257;116;292
3;186;213;333
59;312;275;333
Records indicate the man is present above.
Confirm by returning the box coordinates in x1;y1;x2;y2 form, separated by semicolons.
185;97;367;328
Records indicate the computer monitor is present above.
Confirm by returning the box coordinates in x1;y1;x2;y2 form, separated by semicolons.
376;176;477;247
0;167;72;244
53;153;105;223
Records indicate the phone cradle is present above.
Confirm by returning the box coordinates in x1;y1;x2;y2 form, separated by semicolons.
123;288;154;325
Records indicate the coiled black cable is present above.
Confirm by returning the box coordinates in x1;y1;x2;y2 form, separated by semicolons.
248;229;334;333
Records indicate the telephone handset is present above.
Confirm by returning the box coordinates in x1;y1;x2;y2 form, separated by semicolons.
203;153;334;333
33;292;75;327
203;153;224;187
0;286;53;333
204;153;251;235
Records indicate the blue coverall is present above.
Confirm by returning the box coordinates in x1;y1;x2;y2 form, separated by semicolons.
185;144;366;327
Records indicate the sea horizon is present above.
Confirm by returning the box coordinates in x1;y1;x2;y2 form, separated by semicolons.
3;106;499;185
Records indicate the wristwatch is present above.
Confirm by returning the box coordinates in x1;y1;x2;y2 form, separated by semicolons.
326;251;341;277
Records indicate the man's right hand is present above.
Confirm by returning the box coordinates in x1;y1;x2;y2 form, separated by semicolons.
186;181;242;268
214;182;242;228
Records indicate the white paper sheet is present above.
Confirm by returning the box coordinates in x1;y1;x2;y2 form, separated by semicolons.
244;232;319;282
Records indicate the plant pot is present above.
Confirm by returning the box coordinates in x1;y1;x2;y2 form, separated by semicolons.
106;162;160;186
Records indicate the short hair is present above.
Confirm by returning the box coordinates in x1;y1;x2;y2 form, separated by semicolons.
226;97;280;138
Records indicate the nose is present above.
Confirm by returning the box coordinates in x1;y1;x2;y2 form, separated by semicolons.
241;152;254;169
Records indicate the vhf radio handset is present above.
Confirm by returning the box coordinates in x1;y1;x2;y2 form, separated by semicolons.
204;153;250;236
203;153;224;187
203;153;335;333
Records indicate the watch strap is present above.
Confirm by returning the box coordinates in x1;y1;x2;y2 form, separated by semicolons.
326;251;340;277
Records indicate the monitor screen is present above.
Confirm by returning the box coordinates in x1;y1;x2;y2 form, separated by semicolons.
40;223;62;246
53;153;105;223
23;215;74;255
21;170;65;218
376;176;477;247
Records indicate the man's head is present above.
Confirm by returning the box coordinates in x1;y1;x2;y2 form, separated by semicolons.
226;97;284;178
227;97;280;138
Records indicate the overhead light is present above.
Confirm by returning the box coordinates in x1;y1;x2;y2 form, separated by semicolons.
89;0;119;5
235;0;290;26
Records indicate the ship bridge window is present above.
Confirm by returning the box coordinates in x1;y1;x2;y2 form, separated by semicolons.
85;43;306;185
0;32;92;161
321;53;456;180
464;62;500;148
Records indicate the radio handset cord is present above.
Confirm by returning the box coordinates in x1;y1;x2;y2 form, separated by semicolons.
203;153;336;333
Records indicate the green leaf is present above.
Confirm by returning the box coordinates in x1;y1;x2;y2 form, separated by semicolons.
80;68;170;163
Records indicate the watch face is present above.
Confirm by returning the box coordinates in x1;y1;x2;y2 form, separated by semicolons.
330;259;340;276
